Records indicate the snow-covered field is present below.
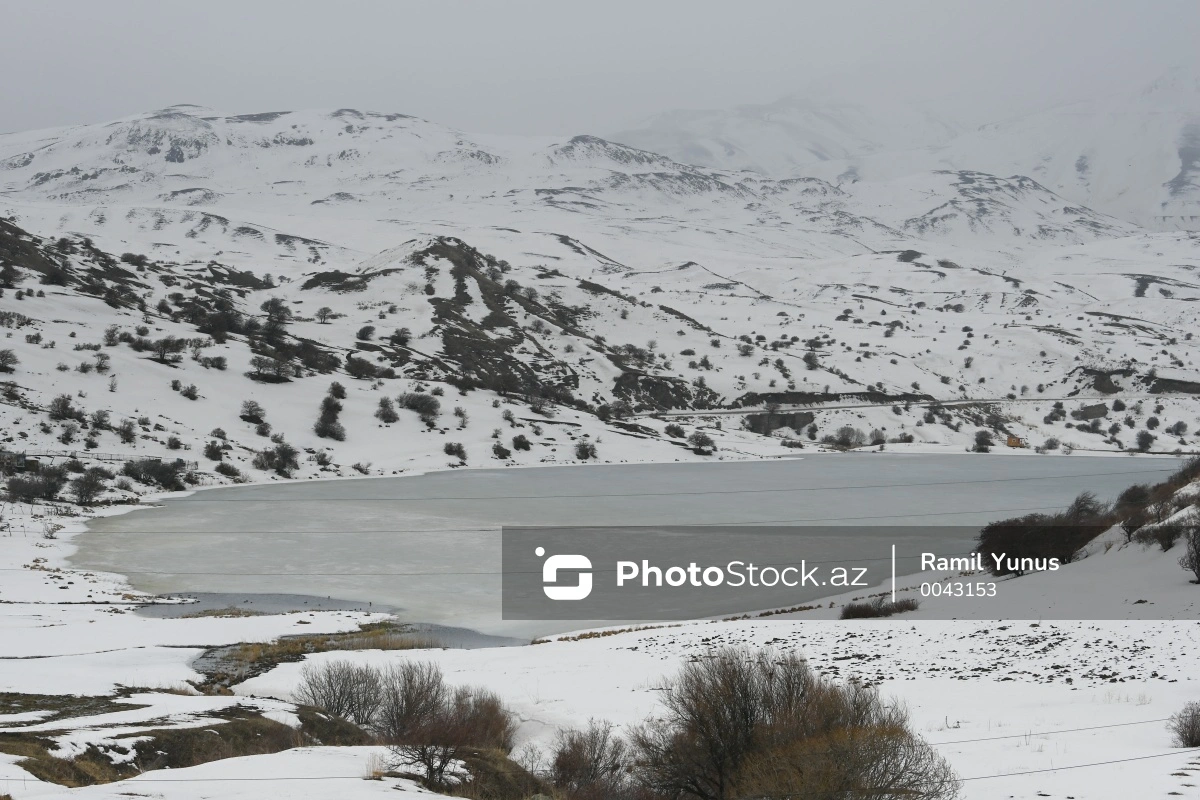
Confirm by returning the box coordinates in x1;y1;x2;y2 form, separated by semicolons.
1;466;1199;799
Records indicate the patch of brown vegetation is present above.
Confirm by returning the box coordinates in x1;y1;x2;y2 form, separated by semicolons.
196;620;441;692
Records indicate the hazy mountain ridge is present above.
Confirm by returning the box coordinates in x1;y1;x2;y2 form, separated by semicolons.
613;72;1200;232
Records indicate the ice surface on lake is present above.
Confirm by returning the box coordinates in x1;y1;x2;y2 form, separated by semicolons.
73;455;1175;636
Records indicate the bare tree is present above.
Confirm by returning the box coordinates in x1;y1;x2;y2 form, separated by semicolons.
1178;512;1200;583
240;400;267;424
152;336;187;363
552;719;629;798
388;682;516;788
1169;701;1200;747
68;468;108;506
374;661;447;744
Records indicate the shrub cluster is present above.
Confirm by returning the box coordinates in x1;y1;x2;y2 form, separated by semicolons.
239;400;266;424
6;466;69;502
840;597;920;619
1112;459;1200;576
1133;518;1188;551
398;391;440;423
253;438;300;477
976;492;1112;576
314;392;346;441
122;458;186;491
978;456;1200;580
821;425;866;449
48;394;85;422
612;647;956;800
375;396;399;423
295;660;515;787
214;462;244;481
345;353;383;380
1177;512;1200;581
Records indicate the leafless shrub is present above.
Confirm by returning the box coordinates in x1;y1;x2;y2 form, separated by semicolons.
629;647;958;800
737;717;961;800
1134;520;1185;552
294;659;382;727
1120;507;1147;542
1168;701;1200;747
1165;456;1200;492
552;719;629;799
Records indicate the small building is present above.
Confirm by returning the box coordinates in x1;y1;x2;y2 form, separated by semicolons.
0;451;37;473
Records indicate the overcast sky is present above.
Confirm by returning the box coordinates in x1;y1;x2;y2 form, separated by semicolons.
3;0;1199;136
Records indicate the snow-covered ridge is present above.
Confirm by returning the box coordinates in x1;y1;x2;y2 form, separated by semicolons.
0;103;1130;257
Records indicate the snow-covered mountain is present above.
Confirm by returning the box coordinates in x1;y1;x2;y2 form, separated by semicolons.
0;104;1197;492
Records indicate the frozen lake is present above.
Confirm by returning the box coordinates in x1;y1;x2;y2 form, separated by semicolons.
73;454;1175;636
